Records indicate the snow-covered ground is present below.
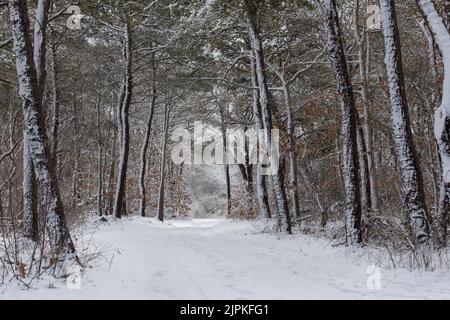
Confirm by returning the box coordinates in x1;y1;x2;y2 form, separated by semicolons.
1;217;449;299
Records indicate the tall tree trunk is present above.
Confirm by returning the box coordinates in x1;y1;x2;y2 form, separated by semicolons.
416;0;450;246
245;0;291;233
281;80;301;218
9;0;76;258
418;19;442;206
107;131;117;216
238;135;254;197
357;125;372;215
95;93;104;216
138;83;156;217
23;0;50;241
157;104;170;221
353;0;378;212
71;100;79;209
113;22;133;219
324;0;362;245
219;108;232;215
250;58;271;219
224;163;231;215
22;136;38;240
33;0;50;95
50;43;60;169
379;0;430;243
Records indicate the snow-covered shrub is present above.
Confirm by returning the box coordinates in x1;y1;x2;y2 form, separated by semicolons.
363;213;450;270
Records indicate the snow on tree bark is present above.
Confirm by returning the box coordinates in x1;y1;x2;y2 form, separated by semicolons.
245;0;291;233
23;0;50;241
113;22;133;219
281;78;301;219
324;0;362;245
357;125;372;215
9;0;76;258
379;0;430;243
138;70;156;217
353;0;377;213
444;0;450;31
157;102;170;222
416;0;450;245
33;0;50;95
50;43;60;168
250;58;271;219
22;133;38;241
95;92;104;216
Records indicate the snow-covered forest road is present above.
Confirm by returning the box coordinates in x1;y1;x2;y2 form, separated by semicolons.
1;217;449;299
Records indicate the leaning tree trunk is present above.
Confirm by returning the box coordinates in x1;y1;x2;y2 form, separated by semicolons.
113;22;133;219
23;0;50;241
379;0;430;243
416;0;450;246
250;58;271;219
324;0;362;245
138;85;156;217
9;0;76;258
444;0;450;31
245;0;291;233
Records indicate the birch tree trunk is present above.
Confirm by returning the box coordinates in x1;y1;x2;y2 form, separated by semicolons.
113;22;133;219
9;0;76;258
33;0;50;95
245;0;291;233
22;136;38;240
415;0;450;246
324;0;362;245
23;0;50;241
379;0;430;243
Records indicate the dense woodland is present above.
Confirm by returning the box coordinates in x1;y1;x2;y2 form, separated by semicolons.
1;0;450;282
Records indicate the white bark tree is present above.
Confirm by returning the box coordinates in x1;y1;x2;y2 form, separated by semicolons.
23;0;50;241
379;0;430;243
9;0;76;258
323;0;362;245
415;0;450;246
245;0;291;233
